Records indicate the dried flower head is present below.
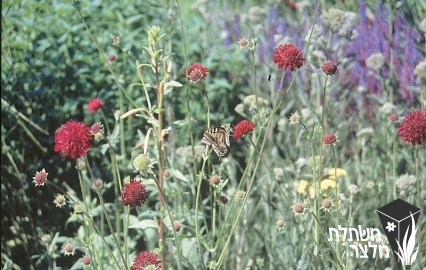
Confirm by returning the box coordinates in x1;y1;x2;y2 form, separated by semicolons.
233;120;255;142
243;94;269;111
210;175;220;185
289;111;301;125
292;202;305;215
395;174;417;196
321;198;334;212
276;219;285;231
366;181;375;189
220;195;228;204
63;243;75;256
347;184;359;194
53;194;66;208
163;170;171;178
321;60;338;75
54;120;93;159
88;98;105;114
33;168;48;187
397;109;426;145
388;113;398;122
273;43;305;71
173;221;182;232
121;179;148;207
413;60;426;85
108;54;116;62
131;251;161;270
235;190;246;200
73;204;83;214
90;122;103;135
184;63;208;83
237;37;249;48
321;8;345;32
82;255;91;265
365;53;385;71
323;133;338;145
112;37;120;45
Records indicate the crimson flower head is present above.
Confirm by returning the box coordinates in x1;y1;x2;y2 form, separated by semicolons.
323;133;338;145
121;179;148;207
273;43;305;71
54;120;93;159
131;251;161;270
184;63;208;82
88;98;105;114
321;60;338;75
233;120;255;142
397;109;426;145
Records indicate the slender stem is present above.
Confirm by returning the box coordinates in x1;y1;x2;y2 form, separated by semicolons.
195;157;208;270
200;82;211;128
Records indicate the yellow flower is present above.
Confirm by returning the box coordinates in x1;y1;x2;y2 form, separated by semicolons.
321;179;338;189
328;168;347;179
295;180;310;194
308;186;315;198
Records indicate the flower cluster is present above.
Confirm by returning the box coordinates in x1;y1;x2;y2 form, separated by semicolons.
88;98;105;114
397;109;426;145
395;174;417;196
321;60;338;75
54;120;93;159
121;179;148;207
273;43;305;71
233;120;255;142
131;251;161;270
184;63;208;82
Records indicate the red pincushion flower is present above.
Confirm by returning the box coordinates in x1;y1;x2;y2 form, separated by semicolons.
233;120;255;142
131;251;161;270
322;60;338;75
273;43;305;71
54;120;93;159
184;63;208;82
88;98;105;114
397;109;426;145
121;179;148;207
323;133;337;145
388;113;398;122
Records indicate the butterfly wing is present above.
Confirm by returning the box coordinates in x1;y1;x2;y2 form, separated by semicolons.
202;127;230;159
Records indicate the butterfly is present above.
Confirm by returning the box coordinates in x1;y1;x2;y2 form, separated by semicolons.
202;124;232;160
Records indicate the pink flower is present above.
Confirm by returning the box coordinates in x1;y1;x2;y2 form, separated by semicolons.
233;120;255;142
321;60;338;75
54;120;93;159
87;98;105;114
121;179;148;207
273;43;305;71
131;251;161;270
82;255;91;265
323;133;338;145
184;63;208;82
33;168;48;186
90;122;102;135
397;109;426;145
388;113;398;122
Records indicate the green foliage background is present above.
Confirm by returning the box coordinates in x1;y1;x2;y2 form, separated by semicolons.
2;0;425;269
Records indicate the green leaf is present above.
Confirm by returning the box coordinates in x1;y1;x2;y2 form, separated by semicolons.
129;219;159;230
168;169;188;182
